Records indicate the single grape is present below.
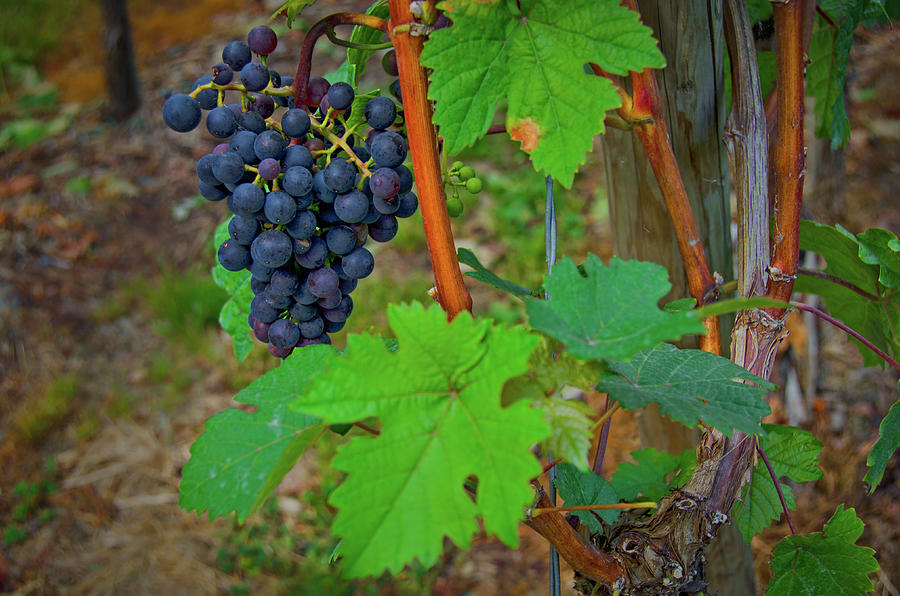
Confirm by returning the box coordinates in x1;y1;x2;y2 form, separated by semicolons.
465;177;483;194
223;40;252;71
458;166;475;181
248;93;275;118
282;145;313;170
365;128;384;151
382;49;399;76
341;247;375;279
252;318;271;341
327;82;354;111
196;154;219;185
307;267;340;298
254;130;288;161
368;214;398;242
264;190;296;225
231;183;265;216
361;202;381;225
323;158;357;194
312;170;336;204
240;110;267;133
294;235;328;269
192;76;218;110
350;223;368;246
395;191;418;218
289;301;318;322
251;229;293;268
213;142;230;154
293;279;318;305
269;268;299;296
370;131;407;168
229;130;258;164
369;167;400;199
249;260;274;282
394;164;413;193
248;25;278;56
325;225;357;255
323;295;353;323
323;319;345;334
451;160;464;170
162;93;201;132
306;137;326;154
317;291;342;310
285;209;317;240
258;157;281;180
339;277;358;295
373;194;400;215
446;197;464;217
212;151;246;184
250;277;267;295
334;190;370;223
281;109;311;138
228;215;259;245
250;294;279;323
364;96;397;130
206;105;238;138
199;180;228;202
293;237;311;256
241;62;270;92
268;343;293;359
299;316;325;339
306;76;330;108
263;289;292;309
282;166;313;197
269;319;300;350
212;63;233;85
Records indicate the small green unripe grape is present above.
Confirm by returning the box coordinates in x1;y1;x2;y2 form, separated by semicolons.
451;160;464;171
446;197;464;217
465;177;483;194
458;166;475;181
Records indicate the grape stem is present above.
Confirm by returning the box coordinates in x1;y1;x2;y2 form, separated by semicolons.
756;444;797;535
293;13;389;107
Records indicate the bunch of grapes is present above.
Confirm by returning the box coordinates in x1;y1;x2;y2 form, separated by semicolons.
161;26;417;358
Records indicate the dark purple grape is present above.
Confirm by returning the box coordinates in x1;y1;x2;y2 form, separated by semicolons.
199;181;228;201
394;164;413;193
307;267;340;298
369;167;400;200
341;247;374;279
196;153;218;185
206;105;238;138
241;62;270;92
251;294;279;323
306;137;326;154
231;183;265;216
339;277;358;295
293;237;312;256
349;223;368;246
249;260;274;282
323;158;357;194
229;215;259;245
365;128;384;151
362;203;381;225
369;214;398;242
334;190;370;223
353;145;371;163
327;82;354;111
313;170;336;204
371;131;407;168
289;302;318;322
248;25;278;56
282;145;313;170
254;130;288;161
382;50;398;76
282;109;311;138
306;76;330;108
269;319;300;350
240;110;267;133
269;344;294;359
253;318;271;341
223;40;252;71
212;63;233;85
395;191;418;218
218;239;251;271
294;235;328;269
193;76;218;110
162;93;201;132
283;166;313;197
248;93;275;118
251;277;267;295
325;225;357;255
258;158;281;180
264;190;296;225
364;96;397;130
285;210;317;240
212;151;246;184
323;319;345;334
293;279;318;305
264;288;292;309
269;269;299;296
317;290;342;309
299;315;325;339
323;295;353;323
251;229;293;268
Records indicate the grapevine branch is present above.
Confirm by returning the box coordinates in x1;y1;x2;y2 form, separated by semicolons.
387;0;472;317
291;13;389;106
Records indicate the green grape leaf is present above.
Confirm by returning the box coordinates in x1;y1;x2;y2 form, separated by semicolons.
538;395;595;471
180;345;335;521
212;219;253;361
346;1;390;87
420;0;665;186
732;425;823;542
767;505;878;595
272;0;317;27
797;220;900;366
596;343;773;436
554;463;620;531
457;247;534;297
525;255;706;362
609;448;696;502
292;303;549;577
864;399;900;492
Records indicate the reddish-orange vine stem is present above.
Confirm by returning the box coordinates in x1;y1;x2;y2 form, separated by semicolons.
387;0;472;317
291;13;389;106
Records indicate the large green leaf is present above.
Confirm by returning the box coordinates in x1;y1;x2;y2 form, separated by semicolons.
420;0;665;186
797;220;900;367
212;219;254;361
864;398;900;493
179;345;335;521
732;425;823;542
293;303;549;577
597;344;773;436
767;505;878;595
346;1;390;87
554;463;620;531
609;448;695;502
525;255;705;362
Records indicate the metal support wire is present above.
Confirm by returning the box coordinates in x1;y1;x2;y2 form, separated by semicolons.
544;175;561;596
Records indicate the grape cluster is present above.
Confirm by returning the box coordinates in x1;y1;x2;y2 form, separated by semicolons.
161;26;417;358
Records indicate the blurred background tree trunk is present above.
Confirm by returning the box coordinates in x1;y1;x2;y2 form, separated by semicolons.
600;1;757;593
101;0;140;119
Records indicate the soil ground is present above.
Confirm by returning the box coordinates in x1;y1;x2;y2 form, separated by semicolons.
0;2;898;594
